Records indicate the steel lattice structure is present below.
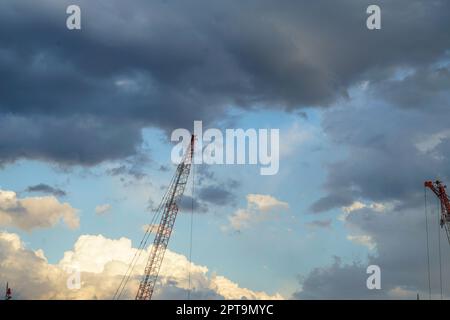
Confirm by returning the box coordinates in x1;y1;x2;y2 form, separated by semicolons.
425;180;450;243
135;135;195;300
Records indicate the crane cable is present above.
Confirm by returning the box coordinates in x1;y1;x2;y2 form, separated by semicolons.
436;196;443;300
113;169;179;300
113;209;161;299
187;159;195;300
424;186;432;300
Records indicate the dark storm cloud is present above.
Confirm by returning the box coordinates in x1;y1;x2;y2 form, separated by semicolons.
1;0;450;165
294;257;386;299
310;86;450;213
301;64;450;298
295;204;450;299
26;183;67;197
372;66;450;110
0;114;141;165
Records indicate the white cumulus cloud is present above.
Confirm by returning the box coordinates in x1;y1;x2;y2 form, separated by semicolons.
95;204;112;215
340;201;387;221
346;234;376;251
0;231;283;300
226;194;289;231
0;189;79;231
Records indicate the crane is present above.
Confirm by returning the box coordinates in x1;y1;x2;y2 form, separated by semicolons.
5;282;12;300
424;180;450;243
134;134;195;300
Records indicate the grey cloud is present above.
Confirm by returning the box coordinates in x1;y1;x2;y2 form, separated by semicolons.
179;195;208;214
155;282;223;300
311;88;450;213
198;185;235;206
0;115;141;166
158;165;170;172
294;257;386;299
107;165;128;176
311;192;355;214
193;165;239;207
295;205;450;299
196;165;216;186
26;184;67;197
302;63;450;297
106;152;151;181
306;219;332;229
373;66;450;110
1;0;450;165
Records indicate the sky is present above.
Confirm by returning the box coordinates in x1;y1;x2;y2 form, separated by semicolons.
1;0;450;300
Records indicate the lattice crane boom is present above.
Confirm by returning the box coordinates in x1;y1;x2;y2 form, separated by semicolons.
425;180;450;242
135;135;195;300
425;180;450;225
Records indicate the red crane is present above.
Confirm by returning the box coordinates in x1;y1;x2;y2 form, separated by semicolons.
135;135;195;300
5;282;12;300
113;135;195;300
113;134;195;300
424;180;450;242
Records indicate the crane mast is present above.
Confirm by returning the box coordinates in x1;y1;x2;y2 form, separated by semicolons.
424;180;450;242
5;282;12;300
135;135;195;300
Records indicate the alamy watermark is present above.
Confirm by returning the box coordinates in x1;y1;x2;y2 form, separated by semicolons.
65;4;380;31
65;264;81;290
366;5;381;30
66;5;81;30
366;265;381;290
171;121;279;176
